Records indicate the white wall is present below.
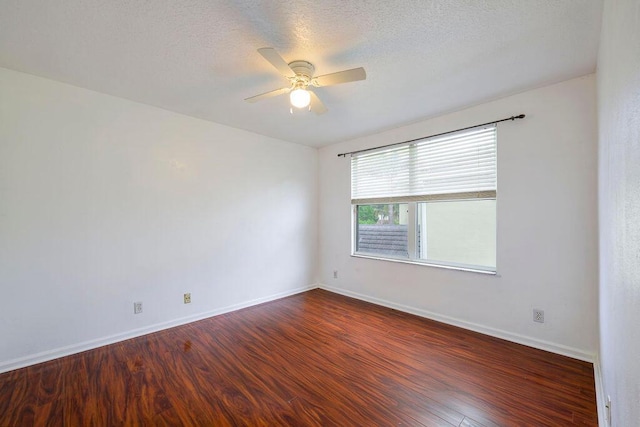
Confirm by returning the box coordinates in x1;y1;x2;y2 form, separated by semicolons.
0;67;318;372
597;0;640;424
319;75;599;360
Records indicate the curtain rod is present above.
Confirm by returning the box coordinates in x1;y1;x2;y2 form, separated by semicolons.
337;114;525;157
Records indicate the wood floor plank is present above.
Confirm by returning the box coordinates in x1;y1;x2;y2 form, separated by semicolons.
460;416;487;427
0;289;597;426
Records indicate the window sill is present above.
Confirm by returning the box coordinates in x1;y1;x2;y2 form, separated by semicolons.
350;253;497;275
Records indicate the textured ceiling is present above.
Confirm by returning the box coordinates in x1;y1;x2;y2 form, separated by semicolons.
0;0;603;147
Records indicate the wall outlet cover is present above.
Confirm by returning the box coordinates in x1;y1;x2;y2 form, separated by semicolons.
533;309;544;323
184;293;191;304
134;302;143;314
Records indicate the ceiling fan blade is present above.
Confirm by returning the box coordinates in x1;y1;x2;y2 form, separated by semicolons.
257;48;296;78
309;91;327;115
314;67;366;87
244;87;290;103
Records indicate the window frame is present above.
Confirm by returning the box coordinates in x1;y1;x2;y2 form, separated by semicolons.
351;200;497;274
350;124;498;274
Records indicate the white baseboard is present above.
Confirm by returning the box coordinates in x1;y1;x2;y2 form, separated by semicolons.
0;284;317;374
593;354;606;426
319;283;596;363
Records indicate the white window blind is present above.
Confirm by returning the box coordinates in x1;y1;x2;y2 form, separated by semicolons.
351;125;497;204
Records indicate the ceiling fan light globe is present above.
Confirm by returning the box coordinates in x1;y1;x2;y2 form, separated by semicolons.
290;88;311;109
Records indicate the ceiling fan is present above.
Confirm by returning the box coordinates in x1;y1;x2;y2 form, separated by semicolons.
245;47;366;115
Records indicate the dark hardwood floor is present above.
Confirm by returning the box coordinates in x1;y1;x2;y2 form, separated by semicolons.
0;289;597;426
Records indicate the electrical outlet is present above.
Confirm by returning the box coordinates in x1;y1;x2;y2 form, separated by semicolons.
134;301;143;314
333;270;338;279
533;309;544;323
184;293;191;304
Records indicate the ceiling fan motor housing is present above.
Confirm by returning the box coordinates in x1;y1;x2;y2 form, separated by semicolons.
288;60;315;82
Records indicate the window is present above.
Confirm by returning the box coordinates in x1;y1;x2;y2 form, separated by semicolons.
351;125;497;272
